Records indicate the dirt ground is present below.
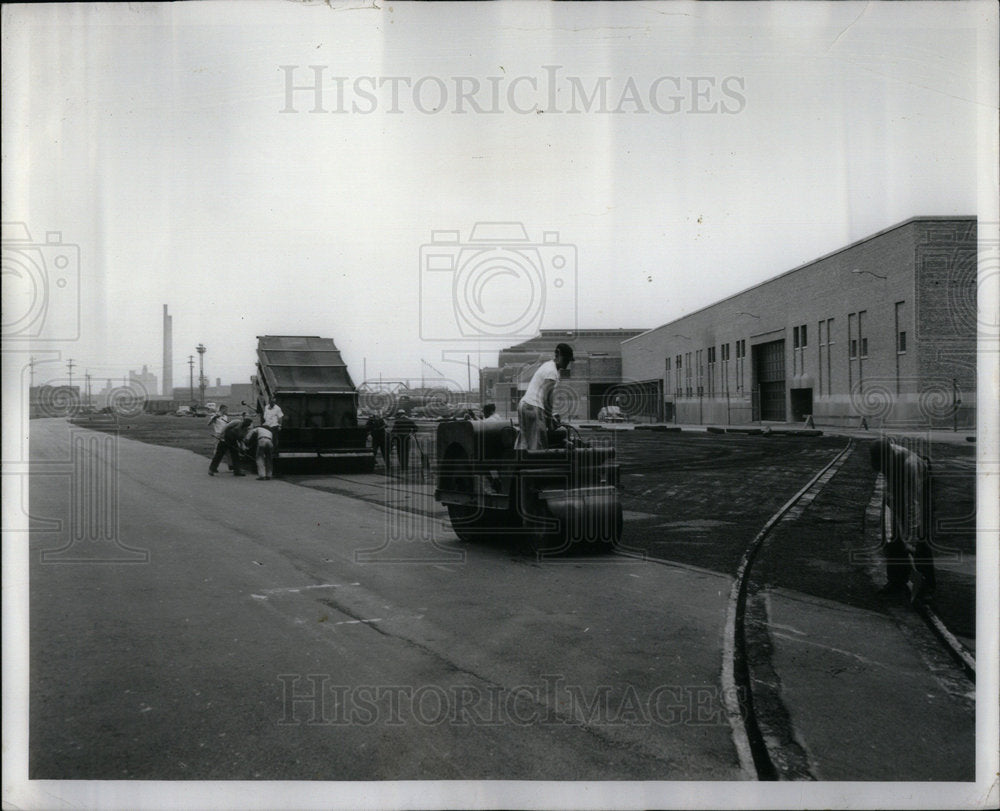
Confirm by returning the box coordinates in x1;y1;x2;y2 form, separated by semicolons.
66;413;977;642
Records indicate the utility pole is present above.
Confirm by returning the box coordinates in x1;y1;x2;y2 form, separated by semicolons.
188;355;195;404
467;354;471;397
196;344;207;406
85;372;92;406
66;358;75;391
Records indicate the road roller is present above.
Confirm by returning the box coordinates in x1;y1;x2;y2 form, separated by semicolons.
434;418;623;554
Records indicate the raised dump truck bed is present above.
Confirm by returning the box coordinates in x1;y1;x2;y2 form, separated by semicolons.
252;335;371;469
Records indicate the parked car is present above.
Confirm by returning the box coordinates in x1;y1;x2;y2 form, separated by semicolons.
597;405;626;423
205;402;218;412
175;406;193;417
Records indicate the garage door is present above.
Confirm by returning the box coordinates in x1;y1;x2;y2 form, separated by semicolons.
753;340;786;421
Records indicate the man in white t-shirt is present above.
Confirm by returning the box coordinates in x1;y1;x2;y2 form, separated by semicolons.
514;343;574;450
207;405;231;470
262;395;283;457
208;404;230;438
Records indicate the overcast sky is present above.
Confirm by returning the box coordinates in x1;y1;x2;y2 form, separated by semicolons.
2;1;996;397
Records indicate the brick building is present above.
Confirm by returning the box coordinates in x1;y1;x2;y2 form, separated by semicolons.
621;217;977;428
480;328;648;421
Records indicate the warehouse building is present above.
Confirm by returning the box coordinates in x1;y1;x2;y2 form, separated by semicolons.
480;328;648;422
621;217;977;428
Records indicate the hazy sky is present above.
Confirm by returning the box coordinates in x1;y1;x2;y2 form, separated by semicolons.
2;1;995;396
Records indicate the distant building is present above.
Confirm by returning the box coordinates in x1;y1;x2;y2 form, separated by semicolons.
168;381;255;412
128;365;157;397
173;382;230;403
622;217;977;427
480;328;648;421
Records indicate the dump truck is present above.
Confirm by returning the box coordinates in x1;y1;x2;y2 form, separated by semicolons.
249;335;372;471
435;418;622;554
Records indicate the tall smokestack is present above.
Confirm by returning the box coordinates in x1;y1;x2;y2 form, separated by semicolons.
162;305;173;397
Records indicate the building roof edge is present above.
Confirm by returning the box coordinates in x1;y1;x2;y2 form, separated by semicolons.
622;215;977;344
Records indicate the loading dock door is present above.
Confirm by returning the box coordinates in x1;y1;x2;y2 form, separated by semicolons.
790;388;813;422
752;340;786;421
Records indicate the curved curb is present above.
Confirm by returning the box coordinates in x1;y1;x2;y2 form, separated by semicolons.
720;440;854;781
918;604;976;682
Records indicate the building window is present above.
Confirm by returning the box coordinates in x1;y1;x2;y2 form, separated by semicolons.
720;343;730;394
707;346;717;397
818;319;826;395
734;339;746;391
800;324;807;347
894;300;906;396
793;326;799;348
684;352;692;397
825;318;834;394
847;310;867;391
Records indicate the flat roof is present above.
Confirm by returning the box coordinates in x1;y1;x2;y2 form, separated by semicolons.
622;215;977;344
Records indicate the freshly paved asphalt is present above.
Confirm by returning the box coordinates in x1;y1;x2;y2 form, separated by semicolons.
28;419;741;781
22;418;982;796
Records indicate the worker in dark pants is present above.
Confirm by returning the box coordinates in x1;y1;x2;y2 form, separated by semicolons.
391;410;418;475
261;396;283;455
365;412;388;469
869;437;936;603
209;418;252;477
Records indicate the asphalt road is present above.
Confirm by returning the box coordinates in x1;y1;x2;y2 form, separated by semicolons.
29;419;744;780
